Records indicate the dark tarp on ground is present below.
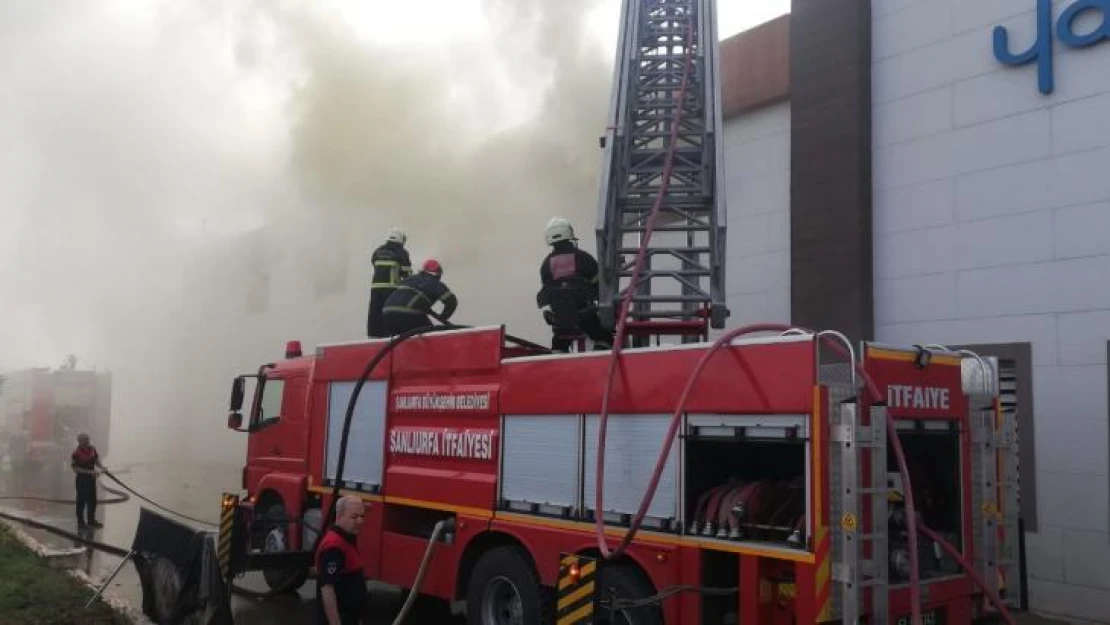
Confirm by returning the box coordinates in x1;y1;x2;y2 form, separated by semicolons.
130;507;234;625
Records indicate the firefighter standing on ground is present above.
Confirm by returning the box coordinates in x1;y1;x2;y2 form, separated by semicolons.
382;259;458;335
315;495;368;625
71;433;103;529
367;227;412;338
536;217;614;352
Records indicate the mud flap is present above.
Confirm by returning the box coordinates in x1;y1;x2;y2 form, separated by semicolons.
556;553;599;625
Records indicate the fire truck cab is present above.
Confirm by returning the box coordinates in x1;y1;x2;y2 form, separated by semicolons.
219;325;1021;625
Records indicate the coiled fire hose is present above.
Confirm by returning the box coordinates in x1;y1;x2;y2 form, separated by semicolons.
591;320;1018;624
594;9;697;561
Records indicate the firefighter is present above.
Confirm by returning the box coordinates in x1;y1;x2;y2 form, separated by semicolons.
315;495;367;625
367;227;412;338
70;433;103;529
536;217;614;352
382;259;458;335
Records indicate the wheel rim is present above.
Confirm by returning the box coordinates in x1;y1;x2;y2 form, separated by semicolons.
262;520;300;588
264;527;286;553
480;576;524;625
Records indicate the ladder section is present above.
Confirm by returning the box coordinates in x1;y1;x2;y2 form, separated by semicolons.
997;402;1023;607
829;402;889;625
996;361;1024;609
969;355;1024;609
971;404;1001;601
594;0;729;345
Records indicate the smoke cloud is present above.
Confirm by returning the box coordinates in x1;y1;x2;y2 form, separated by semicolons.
0;0;614;464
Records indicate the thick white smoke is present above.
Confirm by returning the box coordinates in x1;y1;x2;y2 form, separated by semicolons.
0;0;615;464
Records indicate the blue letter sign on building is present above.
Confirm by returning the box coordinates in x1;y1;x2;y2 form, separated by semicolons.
993;0;1110;95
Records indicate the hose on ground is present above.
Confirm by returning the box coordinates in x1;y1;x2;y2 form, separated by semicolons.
389;520;447;625
0;508;131;557
0;482;130;506
100;468;218;528
0;475;305;601
1;466;222;529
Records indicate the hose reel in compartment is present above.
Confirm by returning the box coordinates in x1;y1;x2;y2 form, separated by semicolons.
683;415;811;550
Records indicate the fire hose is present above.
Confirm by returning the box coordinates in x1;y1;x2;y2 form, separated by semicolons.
593;9;696;561
0;468;290;602
591;320;1017;624
318;316;546;621
581;15;1012;614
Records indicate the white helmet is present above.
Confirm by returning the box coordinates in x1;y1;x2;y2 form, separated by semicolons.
544;217;576;246
386;227;406;245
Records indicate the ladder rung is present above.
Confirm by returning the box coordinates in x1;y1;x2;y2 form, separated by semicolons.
618;247;711;255
627;295;711;303
615;270;711;278
616;226;713;233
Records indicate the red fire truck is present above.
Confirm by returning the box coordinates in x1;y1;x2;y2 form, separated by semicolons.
217;326;1022;624
0;360;113;481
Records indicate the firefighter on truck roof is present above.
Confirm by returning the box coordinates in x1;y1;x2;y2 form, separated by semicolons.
536;217;614;352
315;495;367;625
382;258;458;335
367;227;412;338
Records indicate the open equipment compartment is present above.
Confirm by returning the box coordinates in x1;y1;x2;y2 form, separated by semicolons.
683;414;810;550
888;419;965;584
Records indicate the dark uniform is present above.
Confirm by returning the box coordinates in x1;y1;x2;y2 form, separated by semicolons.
367;241;412;338
314;526;367;625
537;240;614;352
71;444;100;528
382;272;458;335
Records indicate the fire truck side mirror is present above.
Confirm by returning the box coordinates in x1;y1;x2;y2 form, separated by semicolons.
230;377;246;412
227;412;243;430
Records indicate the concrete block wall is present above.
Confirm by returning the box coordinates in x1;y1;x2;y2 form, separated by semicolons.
871;0;1110;620
722;102;792;326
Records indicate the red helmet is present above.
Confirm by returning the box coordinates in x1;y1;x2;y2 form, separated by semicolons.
421;259;442;276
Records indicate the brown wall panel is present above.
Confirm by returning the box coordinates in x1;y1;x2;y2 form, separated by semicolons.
789;0;873;344
720;15;790;118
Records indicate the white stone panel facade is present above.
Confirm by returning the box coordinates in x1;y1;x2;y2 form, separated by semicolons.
721;102;792;326
872;0;1110;620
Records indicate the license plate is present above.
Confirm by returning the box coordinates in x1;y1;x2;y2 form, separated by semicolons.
897;610;940;625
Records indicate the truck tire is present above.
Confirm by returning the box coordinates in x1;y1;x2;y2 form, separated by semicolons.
260;503;308;592
595;564;664;625
466;546;554;625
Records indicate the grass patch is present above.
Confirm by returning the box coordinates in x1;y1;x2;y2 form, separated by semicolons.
0;524;130;625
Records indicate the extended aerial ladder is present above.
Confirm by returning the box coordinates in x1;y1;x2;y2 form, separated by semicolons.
595;0;730;346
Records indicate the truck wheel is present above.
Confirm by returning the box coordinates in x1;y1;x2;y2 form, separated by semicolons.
260;503;308;592
466;546;554;625
595;565;663;625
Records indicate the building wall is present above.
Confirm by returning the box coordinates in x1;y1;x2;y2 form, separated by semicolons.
722;102;792;325
871;0;1110;620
